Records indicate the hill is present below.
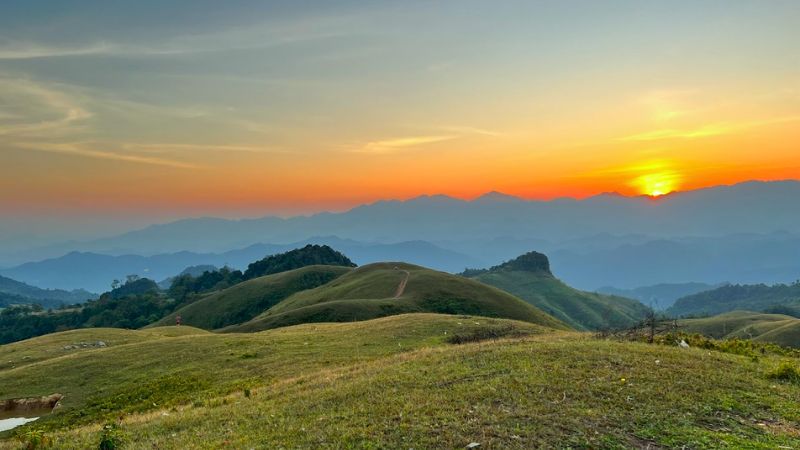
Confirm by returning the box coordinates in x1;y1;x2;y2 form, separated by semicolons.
242;244;355;279
597;282;719;310
154;265;352;329
464;251;650;330
668;282;800;317
1;314;798;448
0;238;476;293
0;275;95;307
226;262;567;332
679;311;800;348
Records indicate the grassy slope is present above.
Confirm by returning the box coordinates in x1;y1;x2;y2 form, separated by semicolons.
0;315;548;431
153;265;352;330
1;314;799;448
471;270;650;331
680;311;800;348
0;326;208;372
225;262;568;332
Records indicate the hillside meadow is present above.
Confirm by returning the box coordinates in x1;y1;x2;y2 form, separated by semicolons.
1;314;799;448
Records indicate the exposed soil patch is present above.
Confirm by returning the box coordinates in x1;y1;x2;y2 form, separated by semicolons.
1;394;63;416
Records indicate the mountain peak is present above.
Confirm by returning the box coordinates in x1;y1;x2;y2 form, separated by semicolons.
474;191;523;202
491;251;552;275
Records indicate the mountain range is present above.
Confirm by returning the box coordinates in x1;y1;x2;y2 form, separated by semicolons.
2;180;799;293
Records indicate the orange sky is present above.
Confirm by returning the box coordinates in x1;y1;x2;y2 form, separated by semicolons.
1;1;799;218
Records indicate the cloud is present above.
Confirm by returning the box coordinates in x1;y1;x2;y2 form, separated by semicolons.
357;135;456;154
438;125;506;137
119;142;287;154
619;124;732;142
13;142;201;169
0;42;114;60
0;12;369;60
0;77;91;137
619;115;800;142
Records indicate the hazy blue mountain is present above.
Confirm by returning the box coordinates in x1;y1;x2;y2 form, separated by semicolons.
0;274;96;307
0;238;477;292
3;181;799;292
549;232;800;290
597;282;720;310
5;181;798;263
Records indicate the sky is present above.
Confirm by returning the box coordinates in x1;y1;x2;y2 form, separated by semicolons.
1;0;799;241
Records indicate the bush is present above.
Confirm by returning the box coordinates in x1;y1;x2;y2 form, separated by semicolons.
98;423;127;450
766;361;800;383
446;325;529;345
17;429;51;450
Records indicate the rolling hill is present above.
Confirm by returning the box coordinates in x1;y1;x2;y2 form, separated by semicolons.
1;314;798;448
225;262;568;332
668;282;800;317
464;251;650;330
0;275;95;308
679;311;800;348
597;282;719;310
154;265;353;329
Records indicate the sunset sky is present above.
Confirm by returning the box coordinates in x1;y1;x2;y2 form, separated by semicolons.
2;0;799;240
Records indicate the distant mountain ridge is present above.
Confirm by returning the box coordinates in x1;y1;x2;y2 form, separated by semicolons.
668;282;800;317
0;238;478;292
7;180;800;261
0;274;95;307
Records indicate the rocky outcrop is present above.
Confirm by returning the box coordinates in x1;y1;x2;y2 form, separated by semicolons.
1;394;63;413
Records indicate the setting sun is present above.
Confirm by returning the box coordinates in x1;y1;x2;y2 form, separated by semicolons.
635;172;680;197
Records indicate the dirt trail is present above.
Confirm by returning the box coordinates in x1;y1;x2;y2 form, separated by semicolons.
393;270;410;298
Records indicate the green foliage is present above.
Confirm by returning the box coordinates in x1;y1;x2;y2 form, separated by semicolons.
167;266;243;302
668;282;800;317
766;361;800;383
107;278;159;300
157;265;351;330
242;244;356;280
97;423;127;450
446;323;530;344
15;429;51;450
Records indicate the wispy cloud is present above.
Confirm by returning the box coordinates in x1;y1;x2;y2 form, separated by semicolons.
0;12;369;60
357;135;456;154
438;125;506;137
0;42;114;60
619;115;800;142
119;142;287;154
619;124;732;142
13;142;201;169
0;77;91;137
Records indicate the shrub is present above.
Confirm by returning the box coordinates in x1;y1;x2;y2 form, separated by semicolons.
98;423;127;450
766;361;800;383
446;325;529;345
17;429;51;450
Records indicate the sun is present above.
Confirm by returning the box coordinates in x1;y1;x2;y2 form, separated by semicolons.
635;172;679;197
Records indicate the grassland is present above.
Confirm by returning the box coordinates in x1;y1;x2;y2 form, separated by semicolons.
680;311;800;348
226;262;567;332
470;270;650;331
1;314;799;448
153;265;352;329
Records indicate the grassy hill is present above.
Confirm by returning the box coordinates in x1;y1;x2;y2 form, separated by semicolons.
465;251;651;331
668;282;800;317
1;314;799;448
680;311;800;348
154;265;352;329
225;262;567;332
